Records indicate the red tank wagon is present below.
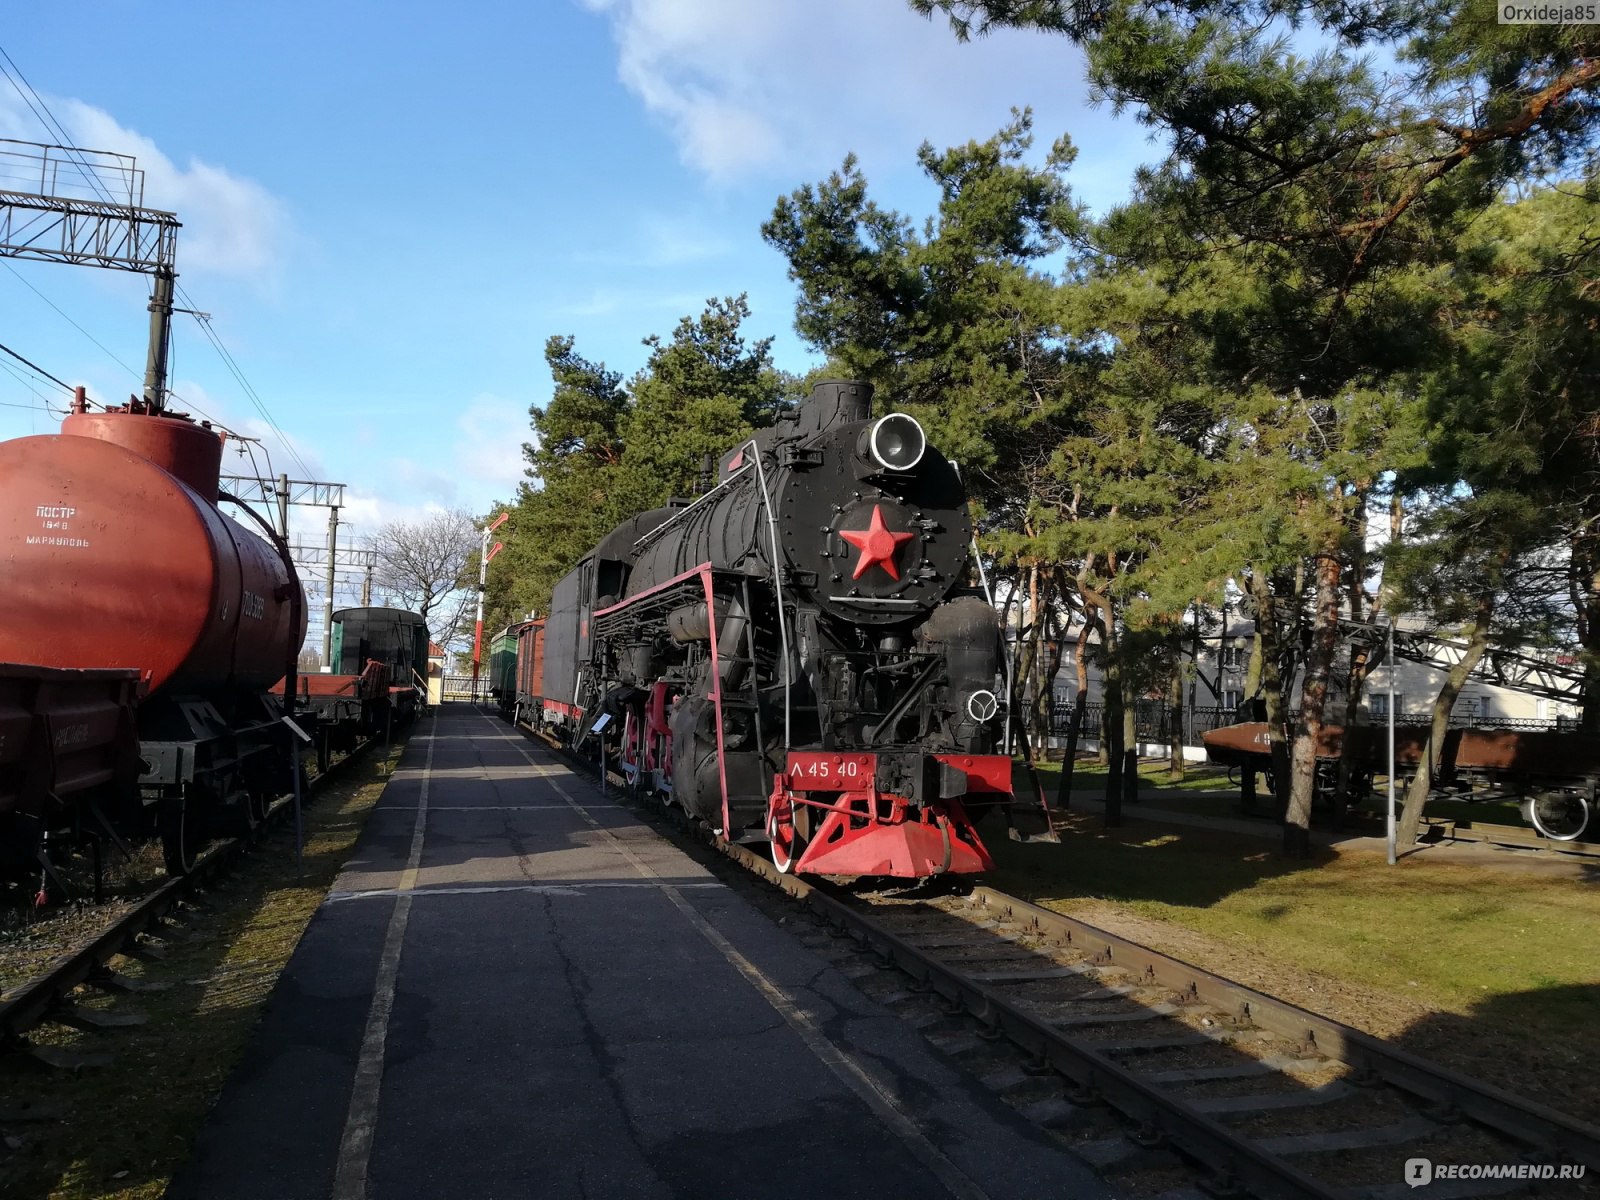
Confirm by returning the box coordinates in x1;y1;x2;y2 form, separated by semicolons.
0;394;306;876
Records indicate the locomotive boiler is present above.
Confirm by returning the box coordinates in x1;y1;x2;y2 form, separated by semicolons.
0;392;305;874
540;379;1017;878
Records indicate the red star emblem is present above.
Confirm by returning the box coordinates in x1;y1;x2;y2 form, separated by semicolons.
839;505;915;580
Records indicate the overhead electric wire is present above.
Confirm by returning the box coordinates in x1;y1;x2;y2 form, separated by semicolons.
0;44;119;206
0;43;308;479
0;339;71;392
0;261;143;382
182;296;313;479
0;359;68;414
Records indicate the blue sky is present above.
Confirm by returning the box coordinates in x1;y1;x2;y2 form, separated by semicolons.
0;1;1157;565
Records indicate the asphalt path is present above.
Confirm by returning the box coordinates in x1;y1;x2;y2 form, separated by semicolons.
167;705;1116;1200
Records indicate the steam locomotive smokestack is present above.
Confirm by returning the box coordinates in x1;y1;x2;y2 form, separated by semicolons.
797;379;873;435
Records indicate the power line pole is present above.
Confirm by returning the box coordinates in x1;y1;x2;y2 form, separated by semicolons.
220;476;351;663
0;139;181;408
323;506;340;667
275;473;290;539
143;266;175;409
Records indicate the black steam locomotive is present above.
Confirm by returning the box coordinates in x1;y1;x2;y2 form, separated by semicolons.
535;380;1015;877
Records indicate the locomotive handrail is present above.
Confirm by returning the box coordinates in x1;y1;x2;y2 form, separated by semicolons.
592;561;719;617
629;461;752;554
220;488;303;724
746;439;793;750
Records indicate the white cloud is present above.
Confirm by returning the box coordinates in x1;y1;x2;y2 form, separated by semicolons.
326;394;531;535
581;0;1103;186
0;93;290;280
453;394;530;503
570;211;735;268
564;285;708;319
161;379;328;487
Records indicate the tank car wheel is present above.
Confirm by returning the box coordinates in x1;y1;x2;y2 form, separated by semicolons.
1522;792;1591;842
248;786;273;831
160;790;205;876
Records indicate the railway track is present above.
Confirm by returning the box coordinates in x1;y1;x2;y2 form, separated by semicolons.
0;736;379;1055
522;714;1600;1199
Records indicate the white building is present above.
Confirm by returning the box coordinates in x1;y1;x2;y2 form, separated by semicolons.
1007;605;1581;751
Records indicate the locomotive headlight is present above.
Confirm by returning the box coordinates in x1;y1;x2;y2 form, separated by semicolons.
863;413;926;471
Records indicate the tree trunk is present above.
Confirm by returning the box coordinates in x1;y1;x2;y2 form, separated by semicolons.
1035;605;1062;753
1122;700;1139;813
1571;532;1600;732
1248;571;1292;817
1055;619;1094;812
1168;662;1186;780
1397;605;1494;849
1286;548;1344;858
1028;564;1042;745
1333;494;1371;823
1087;584;1123;827
1104;658;1124;826
1243;623;1264;706
1332;661;1367;828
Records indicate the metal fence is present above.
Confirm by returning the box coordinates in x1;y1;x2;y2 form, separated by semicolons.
1046;703;1240;744
1046;700;1578;744
440;674;491;703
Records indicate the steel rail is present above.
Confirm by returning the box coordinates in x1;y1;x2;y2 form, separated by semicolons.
0;736;379;1043
523;715;1600;1192
1421;817;1600;858
702;836;1340;1200
968;887;1600;1172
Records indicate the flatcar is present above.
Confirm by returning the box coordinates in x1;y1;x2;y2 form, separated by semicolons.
511;380;1022;878
1203;720;1597;841
275;606;430;770
0;390;306;877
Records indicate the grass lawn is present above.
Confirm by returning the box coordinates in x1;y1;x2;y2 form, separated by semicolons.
0;741;403;1200
1023;757;1237;794
984;811;1600;1111
1027;756;1542;829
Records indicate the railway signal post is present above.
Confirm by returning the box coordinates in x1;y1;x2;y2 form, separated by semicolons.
471;511;509;702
